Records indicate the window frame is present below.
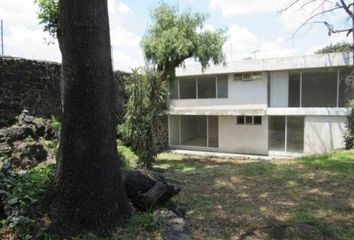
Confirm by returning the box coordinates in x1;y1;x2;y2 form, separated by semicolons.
170;75;228;100
236;116;262;125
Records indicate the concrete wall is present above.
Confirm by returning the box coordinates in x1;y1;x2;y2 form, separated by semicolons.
218;116;268;155
170;73;268;109
304;116;346;154
270;71;288;107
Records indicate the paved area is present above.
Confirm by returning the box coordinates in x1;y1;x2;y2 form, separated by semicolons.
168;149;300;161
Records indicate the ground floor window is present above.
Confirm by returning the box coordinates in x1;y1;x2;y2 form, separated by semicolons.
269;116;304;153
169;115;218;148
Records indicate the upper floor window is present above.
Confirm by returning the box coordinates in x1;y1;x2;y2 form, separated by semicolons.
170;75;228;100
270;67;352;108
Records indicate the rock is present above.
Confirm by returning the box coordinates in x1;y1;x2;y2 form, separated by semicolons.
18;109;34;125
0;125;37;144
0;143;13;158
35;120;56;140
11;142;47;169
155;208;191;240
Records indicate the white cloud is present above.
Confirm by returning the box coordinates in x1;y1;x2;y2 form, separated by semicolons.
118;2;132;15
0;0;142;70
108;0;143;70
306;33;350;55
0;0;61;61
6;24;60;61
210;0;286;17
224;24;258;60
112;49;143;71
223;23;298;61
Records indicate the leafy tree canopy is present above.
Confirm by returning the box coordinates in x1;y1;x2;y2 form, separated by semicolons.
35;0;59;39
141;2;227;81
315;42;353;54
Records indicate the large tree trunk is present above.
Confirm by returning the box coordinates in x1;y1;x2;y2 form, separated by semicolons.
49;0;131;237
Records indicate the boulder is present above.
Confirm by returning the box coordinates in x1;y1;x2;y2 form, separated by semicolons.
154;208;191;240
11;142;47;169
0;125;37;144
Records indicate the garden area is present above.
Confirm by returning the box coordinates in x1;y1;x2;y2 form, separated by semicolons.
155;151;354;240
1;115;353;240
1;0;354;239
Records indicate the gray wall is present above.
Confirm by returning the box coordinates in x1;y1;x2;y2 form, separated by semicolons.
0;57;61;127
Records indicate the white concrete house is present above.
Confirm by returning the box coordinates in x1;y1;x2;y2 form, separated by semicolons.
167;52;353;156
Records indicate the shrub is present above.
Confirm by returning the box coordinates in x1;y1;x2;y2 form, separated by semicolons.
117;144;138;169
1;164;55;239
120;68;167;168
49;116;61;132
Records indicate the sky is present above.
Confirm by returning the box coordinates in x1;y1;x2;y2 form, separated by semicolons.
0;0;352;71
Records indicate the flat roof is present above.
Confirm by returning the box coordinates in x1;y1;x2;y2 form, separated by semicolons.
176;52;353;77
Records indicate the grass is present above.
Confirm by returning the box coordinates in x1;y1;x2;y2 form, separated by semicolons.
155;150;354;240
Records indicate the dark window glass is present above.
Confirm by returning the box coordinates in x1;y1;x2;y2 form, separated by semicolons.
169;80;178;99
237;116;244;124
198;76;216;98
289;72;300;107
217;75;228;98
245;116;253;124
339;67;352;107
208;116;218;148
302;70;337;107
254;116;262;125
269;116;285;151
179;77;196;99
180;116;207;147
169;115;180;145
287;117;304;153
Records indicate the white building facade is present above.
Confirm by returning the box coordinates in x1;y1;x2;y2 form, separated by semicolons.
167;52;353;156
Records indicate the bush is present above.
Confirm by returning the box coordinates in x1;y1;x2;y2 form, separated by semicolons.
1;164;55;239
120;68;167;168
117;143;138;169
50;116;61;132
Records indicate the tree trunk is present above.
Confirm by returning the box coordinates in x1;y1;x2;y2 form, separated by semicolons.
49;0;131;237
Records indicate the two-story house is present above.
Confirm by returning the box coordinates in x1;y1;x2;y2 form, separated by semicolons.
167;52;353;156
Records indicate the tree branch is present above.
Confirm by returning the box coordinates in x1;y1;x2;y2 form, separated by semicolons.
340;0;354;17
292;6;342;36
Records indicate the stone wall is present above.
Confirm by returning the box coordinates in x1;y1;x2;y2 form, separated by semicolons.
0;56;168;149
0;57;61;127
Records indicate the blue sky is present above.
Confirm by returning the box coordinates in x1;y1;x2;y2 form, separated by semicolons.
0;0;351;71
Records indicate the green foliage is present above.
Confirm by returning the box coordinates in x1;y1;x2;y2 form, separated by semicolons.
113;212;159;239
119;68;167;168
35;0;59;40
1;164;55;239
141;2;227;82
117;143;138;169
54;212;160;240
33;117;45;126
315;42;353;54
50;115;61;132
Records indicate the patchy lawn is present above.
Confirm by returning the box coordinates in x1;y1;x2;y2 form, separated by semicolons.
155;150;354;240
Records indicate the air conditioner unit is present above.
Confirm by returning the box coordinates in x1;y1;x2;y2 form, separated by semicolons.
233;72;262;81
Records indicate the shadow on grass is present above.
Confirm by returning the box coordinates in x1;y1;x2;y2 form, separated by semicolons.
156;150;354;240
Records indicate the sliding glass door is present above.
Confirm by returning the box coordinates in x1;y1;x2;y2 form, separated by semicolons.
169;115;219;148
269;116;304;153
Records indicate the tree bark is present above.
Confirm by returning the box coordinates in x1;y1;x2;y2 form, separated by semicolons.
49;0;131;237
